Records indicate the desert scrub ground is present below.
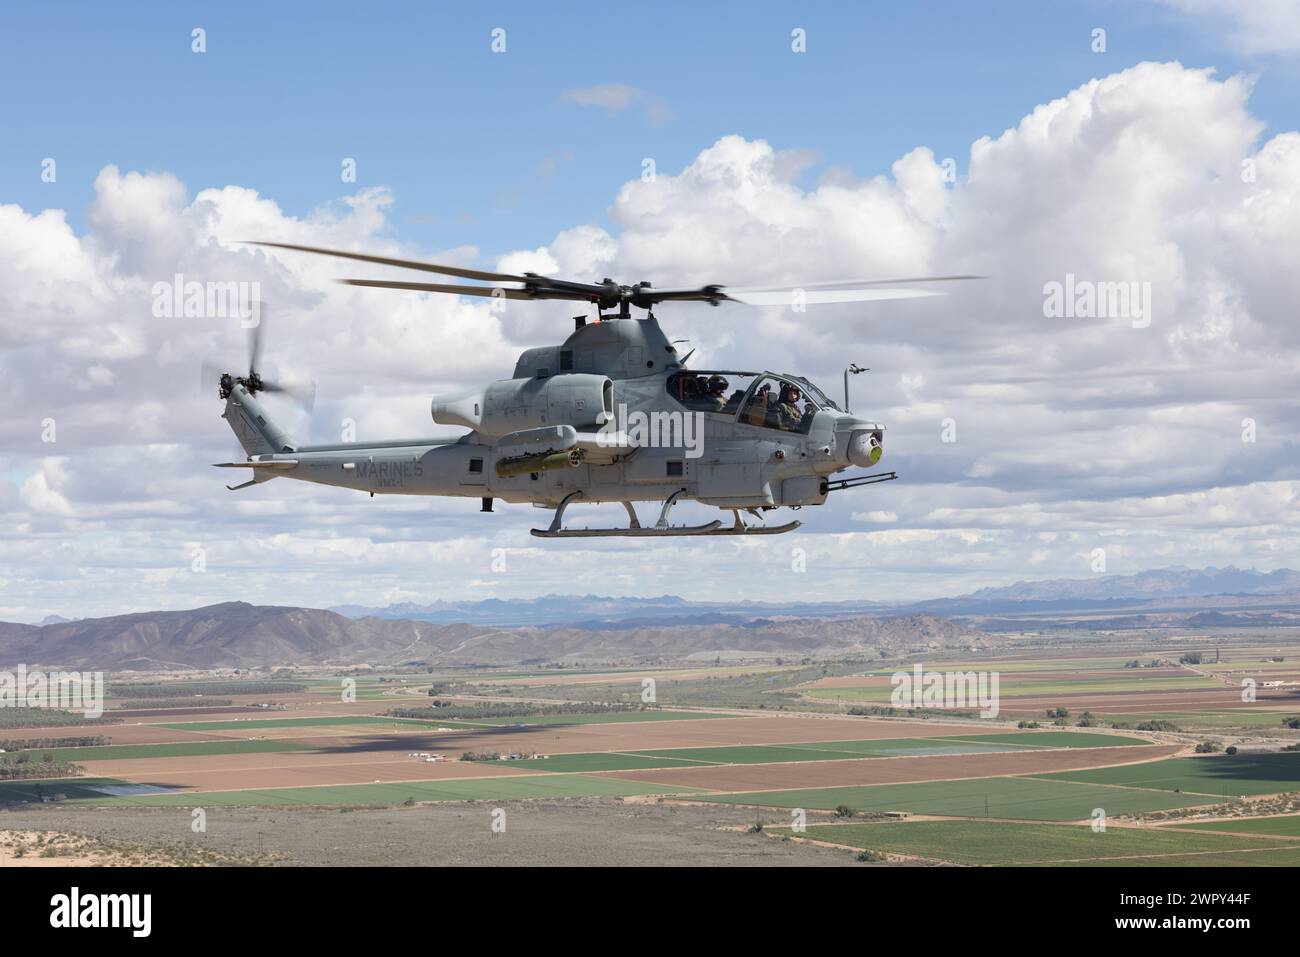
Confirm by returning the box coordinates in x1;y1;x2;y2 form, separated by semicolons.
0;828;280;866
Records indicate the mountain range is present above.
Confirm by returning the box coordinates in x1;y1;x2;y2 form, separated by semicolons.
328;566;1300;625
5;566;1298;671
0;603;982;671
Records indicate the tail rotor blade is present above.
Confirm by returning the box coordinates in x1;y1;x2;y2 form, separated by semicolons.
261;378;316;412
200;360;226;393
246;302;267;376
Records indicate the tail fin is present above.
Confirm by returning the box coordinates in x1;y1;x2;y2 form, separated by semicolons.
223;384;296;456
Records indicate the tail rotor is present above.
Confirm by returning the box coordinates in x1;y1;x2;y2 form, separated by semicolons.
201;303;315;411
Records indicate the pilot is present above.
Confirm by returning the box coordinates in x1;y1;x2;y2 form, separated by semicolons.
705;375;729;411
773;383;805;431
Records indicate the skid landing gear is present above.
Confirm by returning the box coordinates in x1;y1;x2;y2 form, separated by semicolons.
530;491;802;538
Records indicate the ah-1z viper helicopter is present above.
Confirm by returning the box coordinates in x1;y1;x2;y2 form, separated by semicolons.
213;241;974;537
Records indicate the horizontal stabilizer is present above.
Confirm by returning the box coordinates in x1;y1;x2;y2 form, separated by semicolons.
213;459;299;469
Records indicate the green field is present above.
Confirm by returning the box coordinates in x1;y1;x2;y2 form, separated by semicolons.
1038;753;1300;797
5;740;315;761
156;715;477;732
0;777;134;802
911;657;1153;673
72;773;705;807
782;738;1032;756
807;676;1218;704
1172;814;1300;837
485;752;717;773
700;775;1219;820
625;739;1027;765
1100;711;1300;729
478;733;1133;772
780;820;1293;866
1070;847;1300;867
947;731;1150;749
468;710;725;726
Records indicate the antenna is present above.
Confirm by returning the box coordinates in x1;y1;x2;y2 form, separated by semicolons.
843;363;868;413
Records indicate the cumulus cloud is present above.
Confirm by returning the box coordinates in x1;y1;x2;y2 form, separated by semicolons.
562;84;671;122
1155;0;1300;55
1;62;1299;619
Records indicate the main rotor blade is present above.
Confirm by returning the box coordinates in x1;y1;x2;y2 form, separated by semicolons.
241;241;527;285
726;287;944;306
637;275;981;307
339;278;599;302
728;274;984;294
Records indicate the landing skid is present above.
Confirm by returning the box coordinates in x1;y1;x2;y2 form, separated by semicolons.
530;491;801;539
532;521;724;538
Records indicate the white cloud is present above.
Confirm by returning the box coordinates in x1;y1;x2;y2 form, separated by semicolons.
562;84;671;122
563;83;642;112
1155;0;1300;54
2;62;1299;619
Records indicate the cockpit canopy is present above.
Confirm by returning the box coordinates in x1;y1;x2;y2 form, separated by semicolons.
665;371;839;434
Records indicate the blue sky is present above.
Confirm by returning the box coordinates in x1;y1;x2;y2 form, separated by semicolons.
3;1;1300;618
4;1;1297;257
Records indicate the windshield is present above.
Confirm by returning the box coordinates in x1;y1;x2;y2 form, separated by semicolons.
666;371;832;433
791;377;840;412
666;371;760;414
738;375;820;434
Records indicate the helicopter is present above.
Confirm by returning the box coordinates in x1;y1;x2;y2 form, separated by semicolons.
212;241;976;537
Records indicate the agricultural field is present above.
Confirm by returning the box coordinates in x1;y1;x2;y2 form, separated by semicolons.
701;774;1218;819
774;820;1300;866
796;651;1300;730
1175;815;1300;837
1039;753;1300;797
4;642;1299;866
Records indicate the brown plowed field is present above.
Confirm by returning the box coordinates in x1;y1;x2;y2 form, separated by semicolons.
78;755;538;791
803;668;1197;689
126;701;415;725
269;715;985;755
73;715;994;791
996;688;1300;714
591;744;1182;792
240;715;988;755
465;666;784;687
0;724;230;745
